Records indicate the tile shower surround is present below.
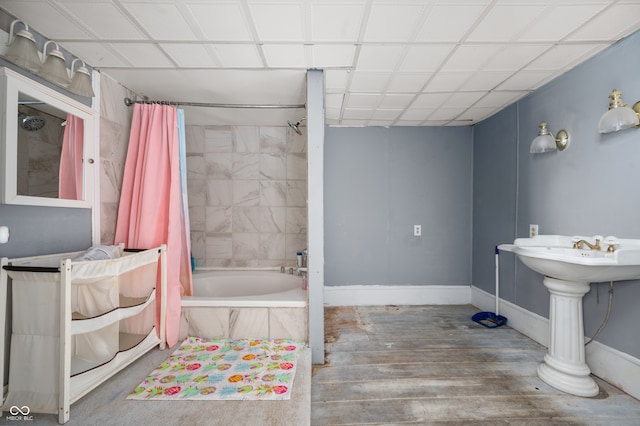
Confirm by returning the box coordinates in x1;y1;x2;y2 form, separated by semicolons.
186;126;308;268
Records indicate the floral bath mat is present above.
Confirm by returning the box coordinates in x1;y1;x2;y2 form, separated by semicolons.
127;336;304;401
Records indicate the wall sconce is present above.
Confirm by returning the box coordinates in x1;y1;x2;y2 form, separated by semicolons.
67;59;95;98
530;121;570;153
38;41;72;86
598;89;640;134
3;20;41;73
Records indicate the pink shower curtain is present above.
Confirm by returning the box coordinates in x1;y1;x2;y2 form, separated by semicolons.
114;103;192;347
59;114;83;200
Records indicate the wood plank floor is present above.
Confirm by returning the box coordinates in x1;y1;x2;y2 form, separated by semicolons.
311;305;640;425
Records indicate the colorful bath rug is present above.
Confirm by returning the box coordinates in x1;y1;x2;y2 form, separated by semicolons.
127;336;304;401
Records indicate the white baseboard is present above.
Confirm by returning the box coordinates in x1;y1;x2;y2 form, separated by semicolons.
324;284;471;306
471;285;640;400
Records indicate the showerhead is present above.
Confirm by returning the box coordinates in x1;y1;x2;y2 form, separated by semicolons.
18;113;46;131
287;117;305;136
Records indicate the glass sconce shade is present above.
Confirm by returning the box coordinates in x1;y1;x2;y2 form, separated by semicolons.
4;21;42;73
530;121;570;154
598;90;640;134
38;41;71;86
67;59;95;97
530;133;557;153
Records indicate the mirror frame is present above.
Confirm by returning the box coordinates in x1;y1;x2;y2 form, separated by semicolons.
0;67;96;208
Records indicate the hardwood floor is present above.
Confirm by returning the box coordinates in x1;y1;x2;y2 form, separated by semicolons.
311;305;640;425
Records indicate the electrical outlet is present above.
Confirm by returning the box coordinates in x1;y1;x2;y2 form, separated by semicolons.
530;224;539;238
414;225;421;237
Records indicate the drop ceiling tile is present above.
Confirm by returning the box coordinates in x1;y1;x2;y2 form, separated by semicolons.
262;44;306;68
459;71;513;91
423;72;473;92
312;45;356;68
326;93;345;110
525;44;607;71
429;107;466;121
325;70;351;91
349;72;392;92
160;44;219;68
357;45;406;71
380;94;415;108
326;107;342;120
474;91;528;108
108;43;176;67
212;44;263;68
311;4;365;41
186;3;253;41
341;119;369;126
466;4;548;42
1;1;92;39
399;45;455;72
457;107;499;122
58;41;130;67
440;45;505;72
412;93;450;108
363;4;426;42
517;4;608;42
400;108;433;121
58;1;147;40
387;73;431;92
396;120;427;126
249;3;304;41
414;4;488;42
484;44;551;71
371;109;403;120
347;93;383;108
343;108;374;120
567;3;640;41
123;2;197;40
440;91;486;108
495;70;557;91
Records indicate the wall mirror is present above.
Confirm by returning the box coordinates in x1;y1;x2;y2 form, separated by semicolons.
1;67;96;208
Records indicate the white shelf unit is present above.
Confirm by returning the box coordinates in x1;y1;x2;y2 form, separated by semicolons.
0;244;166;424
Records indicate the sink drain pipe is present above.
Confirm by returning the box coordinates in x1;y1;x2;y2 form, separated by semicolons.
585;281;614;346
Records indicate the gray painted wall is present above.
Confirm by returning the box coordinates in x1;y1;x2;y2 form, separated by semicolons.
473;30;640;358
325;126;473;287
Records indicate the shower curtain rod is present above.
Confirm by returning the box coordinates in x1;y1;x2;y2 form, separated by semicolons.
123;97;305;109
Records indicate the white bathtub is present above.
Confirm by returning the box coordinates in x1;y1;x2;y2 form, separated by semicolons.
182;270;307;308
180;270;308;342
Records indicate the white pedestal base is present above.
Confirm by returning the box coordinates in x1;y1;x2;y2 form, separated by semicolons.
539;277;599;397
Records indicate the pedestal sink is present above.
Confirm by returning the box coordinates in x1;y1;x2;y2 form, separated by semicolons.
504;235;640;397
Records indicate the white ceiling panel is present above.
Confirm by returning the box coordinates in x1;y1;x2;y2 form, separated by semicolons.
123;2;198;41
1;0;639;127
160;44;220;68
363;4;426;42
399;45;455;72
466;4;548;42
517;4;608;42
108;43;175;67
186;3;253;41
566;3;640;41
249;4;305;41
414;4;488;42
311;4;365;41
59;1;146;40
212;44;263;68
357;45;405;71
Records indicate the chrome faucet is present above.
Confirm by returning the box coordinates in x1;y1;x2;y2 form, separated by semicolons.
573;238;601;250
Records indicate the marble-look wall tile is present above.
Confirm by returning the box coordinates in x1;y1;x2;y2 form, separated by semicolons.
260;181;287;206
207;233;232;259
205;127;233;153
260;233;285;259
233;126;259;153
287;181;308;207
260;126;286;153
206;206;232;233
287;153;307;180
233;180;260;206
206;153;232;179
189;206;206;232
233;206;260;232
188;179;206;206
286;207;308;234
260;153;286;180
186;154;205;180
206;180;232;206
229;308;270;339
233;153;259;179
190;232;205;266
183;308;230;339
185;126;205;154
286;233;307;261
287;127;307;153
260;207;286;233
233;233;259;259
270;308;308;342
